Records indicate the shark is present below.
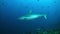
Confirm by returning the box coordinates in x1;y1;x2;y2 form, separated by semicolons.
18;10;47;20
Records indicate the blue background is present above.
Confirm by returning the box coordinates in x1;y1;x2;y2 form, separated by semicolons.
0;0;60;34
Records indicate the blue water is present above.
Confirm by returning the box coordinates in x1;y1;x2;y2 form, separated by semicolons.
0;0;60;34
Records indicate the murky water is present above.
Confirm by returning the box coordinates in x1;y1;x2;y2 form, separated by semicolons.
0;0;60;34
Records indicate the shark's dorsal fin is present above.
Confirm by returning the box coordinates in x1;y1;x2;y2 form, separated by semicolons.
29;10;32;14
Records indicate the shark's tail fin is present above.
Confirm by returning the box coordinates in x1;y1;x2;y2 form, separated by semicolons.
44;15;47;19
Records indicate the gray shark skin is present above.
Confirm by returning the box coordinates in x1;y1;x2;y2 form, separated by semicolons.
18;14;47;20
18;10;47;20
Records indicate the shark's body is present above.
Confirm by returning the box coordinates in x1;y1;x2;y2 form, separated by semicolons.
18;14;47;20
18;10;47;20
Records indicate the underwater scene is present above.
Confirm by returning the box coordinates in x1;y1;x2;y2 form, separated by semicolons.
0;0;60;34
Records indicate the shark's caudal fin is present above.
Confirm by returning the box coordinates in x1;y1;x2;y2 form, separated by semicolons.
44;15;47;19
